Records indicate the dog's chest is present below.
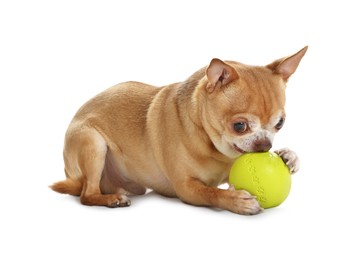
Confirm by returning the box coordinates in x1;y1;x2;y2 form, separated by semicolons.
199;163;231;186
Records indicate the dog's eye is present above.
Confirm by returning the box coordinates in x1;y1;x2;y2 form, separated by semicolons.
275;118;285;130
233;122;248;133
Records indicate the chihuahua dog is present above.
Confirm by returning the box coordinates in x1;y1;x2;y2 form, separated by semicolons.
51;47;307;215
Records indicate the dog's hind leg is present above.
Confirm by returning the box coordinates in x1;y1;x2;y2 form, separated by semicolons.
64;127;128;207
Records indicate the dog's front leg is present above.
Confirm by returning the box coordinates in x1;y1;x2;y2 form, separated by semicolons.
174;177;263;215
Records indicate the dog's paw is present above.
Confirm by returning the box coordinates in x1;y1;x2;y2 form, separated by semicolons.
275;148;300;174
117;194;131;207
227;186;263;215
107;194;131;208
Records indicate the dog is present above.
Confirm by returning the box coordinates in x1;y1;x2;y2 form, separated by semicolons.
51;47;307;215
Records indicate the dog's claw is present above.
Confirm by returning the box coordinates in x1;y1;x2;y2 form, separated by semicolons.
117;201;131;207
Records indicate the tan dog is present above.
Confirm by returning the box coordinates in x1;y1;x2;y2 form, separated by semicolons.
51;47;307;215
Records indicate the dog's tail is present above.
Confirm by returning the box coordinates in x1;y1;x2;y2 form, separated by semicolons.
50;178;82;196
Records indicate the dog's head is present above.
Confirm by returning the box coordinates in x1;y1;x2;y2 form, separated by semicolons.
199;47;307;159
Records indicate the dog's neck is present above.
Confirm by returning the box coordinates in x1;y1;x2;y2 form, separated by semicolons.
175;70;232;163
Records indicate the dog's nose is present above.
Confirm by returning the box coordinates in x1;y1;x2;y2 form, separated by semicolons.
253;140;272;152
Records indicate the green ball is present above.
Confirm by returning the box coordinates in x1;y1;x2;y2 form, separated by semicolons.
229;152;291;209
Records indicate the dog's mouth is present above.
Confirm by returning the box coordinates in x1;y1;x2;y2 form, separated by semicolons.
233;144;246;154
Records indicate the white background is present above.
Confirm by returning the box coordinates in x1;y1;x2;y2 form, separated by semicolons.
1;0;354;259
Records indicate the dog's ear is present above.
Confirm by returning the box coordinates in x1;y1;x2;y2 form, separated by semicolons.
206;58;239;93
267;46;308;81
